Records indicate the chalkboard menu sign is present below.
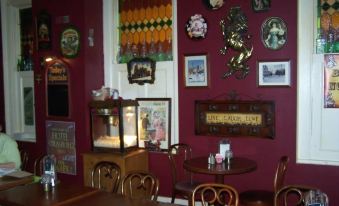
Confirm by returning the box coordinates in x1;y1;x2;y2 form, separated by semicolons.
46;59;69;117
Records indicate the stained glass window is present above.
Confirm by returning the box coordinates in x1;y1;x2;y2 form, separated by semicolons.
117;0;173;63
317;0;339;53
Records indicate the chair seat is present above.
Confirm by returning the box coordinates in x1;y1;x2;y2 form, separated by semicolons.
239;190;274;206
175;181;202;194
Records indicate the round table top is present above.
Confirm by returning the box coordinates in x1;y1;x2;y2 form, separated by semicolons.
183;156;257;176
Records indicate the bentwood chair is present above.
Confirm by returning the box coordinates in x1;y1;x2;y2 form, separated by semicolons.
91;161;121;193
240;156;289;206
33;155;45;176
121;170;159;201
168;143;202;206
19;150;29;171
192;183;239;206
274;184;328;206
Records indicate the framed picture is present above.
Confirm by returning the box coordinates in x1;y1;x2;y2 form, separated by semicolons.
136;98;171;151
60;26;80;58
252;0;270;12
261;17;287;50
127;57;156;85
257;60;291;87
37;11;52;50
184;53;209;87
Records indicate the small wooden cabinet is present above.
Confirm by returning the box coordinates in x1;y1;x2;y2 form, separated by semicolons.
83;149;149;189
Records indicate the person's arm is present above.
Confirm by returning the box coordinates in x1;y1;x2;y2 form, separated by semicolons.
1;140;21;170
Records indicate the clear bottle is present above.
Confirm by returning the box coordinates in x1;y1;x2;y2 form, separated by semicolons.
140;39;148;58
327;26;335;53
149;37;156;61
316;29;326;54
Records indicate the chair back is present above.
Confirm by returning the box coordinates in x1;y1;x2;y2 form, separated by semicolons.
91;161;121;193
19;150;29;171
274;184;328;206
121;170;159;201
33;155;45;176
273;156;289;193
168;143;193;187
192;183;239;206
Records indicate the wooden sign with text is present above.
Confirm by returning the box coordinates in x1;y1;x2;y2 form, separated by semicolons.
195;100;275;138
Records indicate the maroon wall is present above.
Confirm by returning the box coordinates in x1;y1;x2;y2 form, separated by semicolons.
17;0;339;205
152;0;339;204
19;0;104;185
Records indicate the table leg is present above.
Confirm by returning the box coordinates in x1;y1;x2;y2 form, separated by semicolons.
215;175;224;184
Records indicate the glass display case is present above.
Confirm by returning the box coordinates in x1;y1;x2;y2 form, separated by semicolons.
89;99;139;153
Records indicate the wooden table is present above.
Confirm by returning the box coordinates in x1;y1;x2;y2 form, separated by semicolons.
0;175;33;191
0;182;99;206
59;191;180;206
184;156;257;183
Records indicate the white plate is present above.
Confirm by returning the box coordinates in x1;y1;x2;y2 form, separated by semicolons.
203;0;225;10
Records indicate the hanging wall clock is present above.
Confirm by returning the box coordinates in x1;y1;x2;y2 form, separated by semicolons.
60;25;80;58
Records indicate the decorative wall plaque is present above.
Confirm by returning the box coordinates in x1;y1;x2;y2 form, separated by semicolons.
195;100;275;138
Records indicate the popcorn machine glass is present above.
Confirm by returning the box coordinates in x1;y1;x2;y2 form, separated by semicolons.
89;99;138;153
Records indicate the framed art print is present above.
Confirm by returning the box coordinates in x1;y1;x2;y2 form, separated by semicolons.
37;11;52;50
257;60;291;87
184;53;209;87
261;17;287;50
252;0;270;12
127;57;156;85
136;98;171;151
60;26;80;58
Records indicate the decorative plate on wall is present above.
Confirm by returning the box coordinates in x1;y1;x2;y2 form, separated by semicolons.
185;14;208;40
202;0;224;10
60;26;80;58
261;17;287;50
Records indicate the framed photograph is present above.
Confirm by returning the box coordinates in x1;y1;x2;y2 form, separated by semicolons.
261;17;287;50
257;60;291;87
184;53;209;87
136;98;171;151
252;0;270;12
127;57;156;85
37;11;52;50
60;25;80;58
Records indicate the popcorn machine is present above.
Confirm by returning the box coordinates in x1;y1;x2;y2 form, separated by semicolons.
89;99;139;153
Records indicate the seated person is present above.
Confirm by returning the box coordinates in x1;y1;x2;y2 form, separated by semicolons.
0;124;21;170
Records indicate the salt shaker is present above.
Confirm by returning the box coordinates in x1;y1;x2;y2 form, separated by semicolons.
208;153;215;165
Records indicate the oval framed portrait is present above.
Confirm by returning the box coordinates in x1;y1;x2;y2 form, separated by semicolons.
202;0;224;10
60;25;80;58
185;14;208;40
261;17;287;50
